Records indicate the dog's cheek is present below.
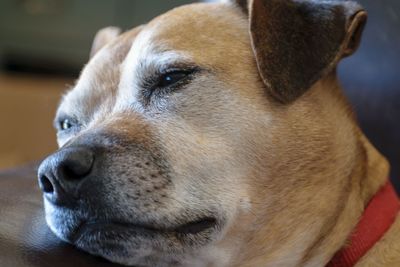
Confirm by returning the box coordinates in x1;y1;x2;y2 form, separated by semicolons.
152;119;253;224
140;77;273;226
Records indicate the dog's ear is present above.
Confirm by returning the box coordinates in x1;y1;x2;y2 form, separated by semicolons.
230;0;367;103
90;26;121;58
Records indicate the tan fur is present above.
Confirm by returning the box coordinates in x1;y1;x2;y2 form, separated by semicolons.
90;26;121;58
50;2;398;267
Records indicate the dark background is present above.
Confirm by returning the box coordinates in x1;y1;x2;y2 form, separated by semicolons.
0;0;193;75
338;0;400;191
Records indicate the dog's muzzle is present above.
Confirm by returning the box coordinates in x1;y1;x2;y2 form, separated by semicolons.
37;144;221;264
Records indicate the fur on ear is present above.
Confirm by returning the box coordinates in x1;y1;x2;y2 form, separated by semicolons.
229;0;367;103
230;0;250;14
90;26;121;58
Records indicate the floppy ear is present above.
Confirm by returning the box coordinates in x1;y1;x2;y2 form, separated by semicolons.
230;0;367;103
90;26;121;58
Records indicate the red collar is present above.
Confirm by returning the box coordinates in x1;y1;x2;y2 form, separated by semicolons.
327;181;400;267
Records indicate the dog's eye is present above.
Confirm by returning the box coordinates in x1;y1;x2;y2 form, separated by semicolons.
60;119;73;131
58;118;78;132
140;67;199;103
157;71;191;88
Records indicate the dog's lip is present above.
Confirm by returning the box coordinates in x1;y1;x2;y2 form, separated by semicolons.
173;217;217;234
70;217;217;242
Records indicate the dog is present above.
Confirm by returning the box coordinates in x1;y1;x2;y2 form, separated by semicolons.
37;0;400;266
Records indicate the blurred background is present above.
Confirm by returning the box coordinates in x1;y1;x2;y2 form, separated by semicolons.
0;0;399;190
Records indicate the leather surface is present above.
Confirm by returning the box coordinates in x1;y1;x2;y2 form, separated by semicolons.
0;0;399;266
0;164;123;267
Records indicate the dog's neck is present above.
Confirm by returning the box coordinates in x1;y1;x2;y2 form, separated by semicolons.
215;75;390;267
302;133;390;267
249;136;388;267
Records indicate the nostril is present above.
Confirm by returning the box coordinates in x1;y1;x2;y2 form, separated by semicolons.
39;175;54;193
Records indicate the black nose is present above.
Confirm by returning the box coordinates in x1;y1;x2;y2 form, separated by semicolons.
38;147;94;205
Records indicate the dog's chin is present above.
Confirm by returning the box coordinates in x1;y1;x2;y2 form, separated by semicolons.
44;201;222;266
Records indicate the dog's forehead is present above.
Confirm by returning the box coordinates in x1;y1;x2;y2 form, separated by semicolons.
142;3;249;69
60;3;251;121
117;2;250;99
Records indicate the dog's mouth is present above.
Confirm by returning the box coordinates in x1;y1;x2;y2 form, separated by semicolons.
71;217;218;243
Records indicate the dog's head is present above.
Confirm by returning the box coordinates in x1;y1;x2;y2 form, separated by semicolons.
38;1;367;266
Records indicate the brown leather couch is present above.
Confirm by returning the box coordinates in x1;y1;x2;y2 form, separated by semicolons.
0;0;399;266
